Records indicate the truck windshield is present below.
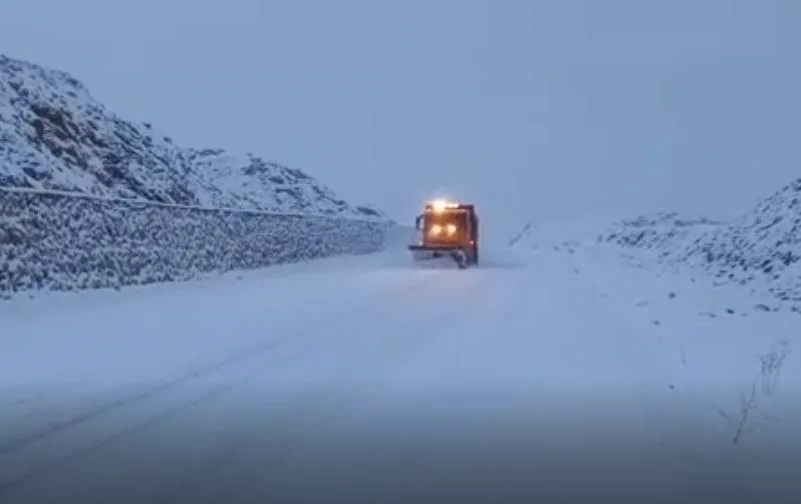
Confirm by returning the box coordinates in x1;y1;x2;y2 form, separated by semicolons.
425;211;467;230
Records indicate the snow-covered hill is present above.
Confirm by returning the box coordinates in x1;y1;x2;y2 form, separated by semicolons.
0;54;383;219
514;178;801;312
0;54;392;298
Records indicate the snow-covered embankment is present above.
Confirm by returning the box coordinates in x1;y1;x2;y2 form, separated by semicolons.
0;188;392;298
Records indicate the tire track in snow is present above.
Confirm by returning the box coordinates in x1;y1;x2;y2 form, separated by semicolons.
0;381;238;498
0;380;89;424
156;270;487;503
0;278;444;502
0;275;434;494
233;268;536;504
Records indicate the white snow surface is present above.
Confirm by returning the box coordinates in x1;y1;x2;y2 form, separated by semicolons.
0;54;384;219
513;178;801;312
1;239;799;502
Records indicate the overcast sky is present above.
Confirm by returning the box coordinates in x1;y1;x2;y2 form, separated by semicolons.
1;0;798;235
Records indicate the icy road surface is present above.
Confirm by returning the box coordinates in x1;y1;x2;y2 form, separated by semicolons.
1;245;799;502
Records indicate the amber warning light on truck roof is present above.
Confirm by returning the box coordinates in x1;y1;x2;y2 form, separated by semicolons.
427;199;459;213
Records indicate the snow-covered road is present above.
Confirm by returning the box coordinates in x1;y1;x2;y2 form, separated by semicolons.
1;244;799;502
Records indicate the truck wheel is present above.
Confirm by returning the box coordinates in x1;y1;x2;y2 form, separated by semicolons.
452;250;467;269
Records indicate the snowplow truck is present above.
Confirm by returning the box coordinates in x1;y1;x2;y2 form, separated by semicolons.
408;200;479;269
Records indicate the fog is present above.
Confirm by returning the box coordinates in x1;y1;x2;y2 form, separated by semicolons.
1;0;798;237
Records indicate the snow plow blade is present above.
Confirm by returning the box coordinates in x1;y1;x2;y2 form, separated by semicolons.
408;245;471;269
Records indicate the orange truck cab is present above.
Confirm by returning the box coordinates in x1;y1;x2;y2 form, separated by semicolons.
408;199;479;268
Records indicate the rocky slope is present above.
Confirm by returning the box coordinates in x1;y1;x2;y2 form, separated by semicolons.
515;178;801;311
0;53;383;218
0;54;390;298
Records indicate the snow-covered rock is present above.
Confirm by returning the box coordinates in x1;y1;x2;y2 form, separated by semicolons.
0;54;383;218
514;179;801;310
0;54;392;297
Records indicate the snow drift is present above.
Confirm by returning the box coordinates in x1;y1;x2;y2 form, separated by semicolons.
514;178;801;311
0;54;392;297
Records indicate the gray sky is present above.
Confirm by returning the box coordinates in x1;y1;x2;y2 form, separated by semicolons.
1;0;798;237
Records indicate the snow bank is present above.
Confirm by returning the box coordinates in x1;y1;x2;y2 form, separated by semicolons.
0;188;391;298
512;178;801;311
